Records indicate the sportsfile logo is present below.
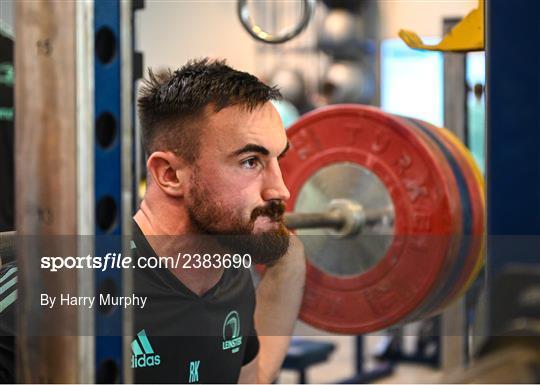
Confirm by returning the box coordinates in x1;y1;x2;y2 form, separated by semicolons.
222;310;242;354
131;329;161;368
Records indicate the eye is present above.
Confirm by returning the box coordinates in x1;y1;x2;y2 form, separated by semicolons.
241;157;260;169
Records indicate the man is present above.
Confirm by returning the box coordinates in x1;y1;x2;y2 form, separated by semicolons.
132;58;305;383
0;58;306;383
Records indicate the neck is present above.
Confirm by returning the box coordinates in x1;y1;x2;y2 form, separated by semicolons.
133;184;224;296
134;184;192;236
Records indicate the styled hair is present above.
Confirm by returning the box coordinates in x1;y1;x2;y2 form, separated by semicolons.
137;58;281;162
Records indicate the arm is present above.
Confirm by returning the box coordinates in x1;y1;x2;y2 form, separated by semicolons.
251;235;306;383
238;354;258;383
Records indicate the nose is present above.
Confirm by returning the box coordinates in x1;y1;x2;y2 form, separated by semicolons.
261;160;291;202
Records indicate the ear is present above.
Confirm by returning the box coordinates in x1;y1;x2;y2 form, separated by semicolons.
146;151;189;198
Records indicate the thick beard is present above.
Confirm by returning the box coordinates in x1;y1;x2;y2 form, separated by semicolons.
186;171;290;265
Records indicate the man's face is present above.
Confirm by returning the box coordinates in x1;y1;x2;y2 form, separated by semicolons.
185;102;291;264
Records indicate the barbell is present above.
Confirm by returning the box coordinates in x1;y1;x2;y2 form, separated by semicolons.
274;104;485;334
284;200;393;236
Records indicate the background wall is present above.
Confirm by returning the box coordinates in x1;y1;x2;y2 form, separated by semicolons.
136;1;258;74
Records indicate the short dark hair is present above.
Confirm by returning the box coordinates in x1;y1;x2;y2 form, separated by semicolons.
137;58;281;162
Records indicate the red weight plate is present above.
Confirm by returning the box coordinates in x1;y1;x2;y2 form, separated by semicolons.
281;104;461;334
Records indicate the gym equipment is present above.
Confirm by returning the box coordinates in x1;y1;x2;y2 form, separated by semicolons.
398;118;484;322
318;9;364;59
280;104;485;334
14;1;139;382
237;0;316;44
339;336;394;384
281;338;335;384
373;318;440;367
322;61;374;104
399;0;484;52
486;0;540;342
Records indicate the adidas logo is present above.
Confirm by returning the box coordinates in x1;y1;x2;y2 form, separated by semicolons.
131;329;161;368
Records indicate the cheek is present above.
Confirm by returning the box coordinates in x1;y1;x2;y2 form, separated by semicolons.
212;165;262;195
222;184;263;222
198;175;249;213
221;190;256;220
198;164;264;215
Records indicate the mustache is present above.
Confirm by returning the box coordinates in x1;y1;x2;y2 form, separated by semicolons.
251;200;286;222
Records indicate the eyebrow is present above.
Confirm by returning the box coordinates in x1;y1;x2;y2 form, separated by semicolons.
232;144;269;157
232;141;290;158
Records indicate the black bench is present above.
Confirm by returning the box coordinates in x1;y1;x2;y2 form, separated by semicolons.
281;338;336;384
